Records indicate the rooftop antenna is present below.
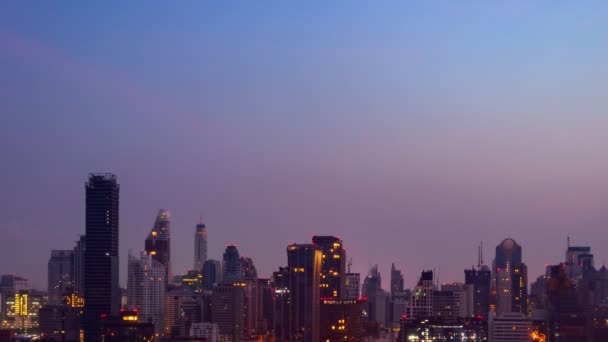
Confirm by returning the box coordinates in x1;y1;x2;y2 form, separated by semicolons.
347;258;353;273
567;236;571;248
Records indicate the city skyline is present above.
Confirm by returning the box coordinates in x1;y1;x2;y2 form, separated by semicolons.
1;174;605;292
3;1;608;294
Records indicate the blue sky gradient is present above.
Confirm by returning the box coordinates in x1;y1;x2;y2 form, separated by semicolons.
2;1;608;289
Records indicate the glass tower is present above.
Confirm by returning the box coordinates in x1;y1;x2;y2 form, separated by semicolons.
83;173;120;342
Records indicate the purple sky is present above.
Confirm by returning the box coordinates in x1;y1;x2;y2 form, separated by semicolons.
2;2;608;290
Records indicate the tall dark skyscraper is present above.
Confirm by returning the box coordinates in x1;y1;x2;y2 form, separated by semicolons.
312;236;346;299
145;209;171;286
83;173;120;341
465;266;491;317
465;242;492;318
492;238;528;315
287;243;322;342
222;245;242;283
202;259;222;290
390;263;404;297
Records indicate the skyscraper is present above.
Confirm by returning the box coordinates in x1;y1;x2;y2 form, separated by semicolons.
48;250;74;305
362;265;385;324
465;266;491;318
344;273;360;300
222;245;242;284
390;263;405;297
406;270;434;320
287;243;322;342
202;259;222;290
145;209;171;286
493;238;528;315
72;235;86;298
312;236;346;299
194;220;208;272
211;284;245;342
83;173;120;341
127;251;165;335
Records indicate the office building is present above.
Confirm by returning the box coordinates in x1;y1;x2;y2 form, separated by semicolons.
362;265;383;324
222;245;242;284
163;286;206;337
126;251;165;334
48;250;74;305
465;265;491;318
287;243;322;342
319;298;366;341
390;263;404;297
345;273;360;300
99;309;154;341
190;322;219;342
272;267;290;341
38;304;70;341
194;220;208;272
433;283;473;322
406;270;434;320
145;209;171;286
312;236;346;299
493;238;528;315
488;311;531;342
211;284;245;342
83;173;120;342
180;270;204;292
202;260;222;290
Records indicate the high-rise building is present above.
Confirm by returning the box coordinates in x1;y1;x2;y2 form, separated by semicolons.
83;173;120;342
222;245;242;284
465;266;491;318
344;273;360;300
564;245;593;284
433;283;473;322
190;322;219;342
145;209;171;286
202;259;222;290
163;286;205;337
256;278;273;335
493;238;527;315
319;298;366;341
362;265;385;325
194;220;208;272
312;236;346;299
211;284;246;342
72;235;86;297
180;270;204;292
126;251;165;334
272;267;290;341
48;250;74;305
406;270;434;320
390;263;404;297
287;243;322;342
488;311;531;342
239;257;259;336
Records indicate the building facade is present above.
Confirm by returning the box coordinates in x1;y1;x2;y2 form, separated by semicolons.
48;250;74;305
194;220;208;272
287;243;322;342
144;209;171;287
126;251;165;334
83;173;120;341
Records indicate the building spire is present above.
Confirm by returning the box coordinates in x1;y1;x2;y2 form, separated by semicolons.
478;241;484;269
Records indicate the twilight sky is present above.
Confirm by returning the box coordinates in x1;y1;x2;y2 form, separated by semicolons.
2;1;608;290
